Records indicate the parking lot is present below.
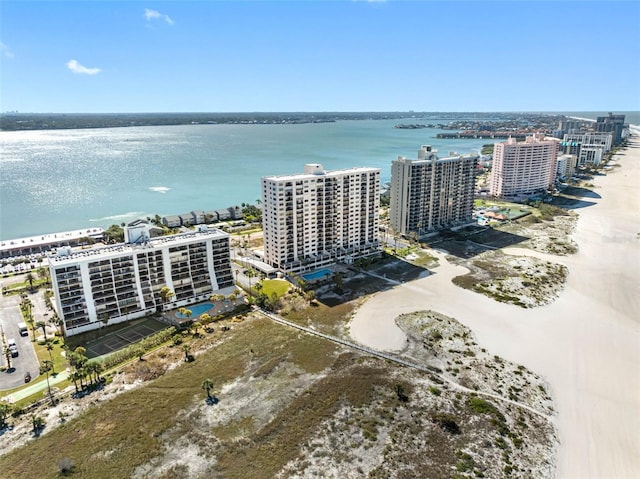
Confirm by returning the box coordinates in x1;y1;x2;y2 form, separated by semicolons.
0;273;43;391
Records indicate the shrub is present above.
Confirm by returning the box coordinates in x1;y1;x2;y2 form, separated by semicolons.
429;386;442;396
431;413;460;434
58;458;75;475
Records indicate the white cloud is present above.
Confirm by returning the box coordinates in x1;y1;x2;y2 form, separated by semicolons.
1;42;14;59
144;8;174;25
66;59;101;75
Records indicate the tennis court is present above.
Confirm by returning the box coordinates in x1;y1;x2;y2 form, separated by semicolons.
85;318;167;358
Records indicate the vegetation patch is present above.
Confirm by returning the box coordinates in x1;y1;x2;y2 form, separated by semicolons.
452;251;568;308
0;307;557;479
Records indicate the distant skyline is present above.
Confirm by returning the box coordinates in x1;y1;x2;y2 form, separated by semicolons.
1;1;639;113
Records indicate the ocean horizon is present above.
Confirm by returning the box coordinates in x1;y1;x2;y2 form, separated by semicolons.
1;112;637;241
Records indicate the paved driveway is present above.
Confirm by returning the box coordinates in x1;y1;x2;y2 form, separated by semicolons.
0;274;42;391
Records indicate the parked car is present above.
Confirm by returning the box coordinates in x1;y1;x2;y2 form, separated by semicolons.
24;372;31;383
7;338;18;357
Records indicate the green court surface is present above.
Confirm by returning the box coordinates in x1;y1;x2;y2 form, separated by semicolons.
84;318;167;358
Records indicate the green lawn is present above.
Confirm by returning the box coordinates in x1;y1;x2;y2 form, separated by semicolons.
259;279;290;298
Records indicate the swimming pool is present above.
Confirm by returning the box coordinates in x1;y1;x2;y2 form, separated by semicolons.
302;268;333;282
176;302;214;318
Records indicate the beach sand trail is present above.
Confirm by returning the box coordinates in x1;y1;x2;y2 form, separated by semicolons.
351;139;640;479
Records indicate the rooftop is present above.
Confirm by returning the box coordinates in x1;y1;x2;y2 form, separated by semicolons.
0;227;105;253
263;165;380;182
48;228;228;264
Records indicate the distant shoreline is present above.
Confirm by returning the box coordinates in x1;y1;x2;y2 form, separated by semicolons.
0;111;568;132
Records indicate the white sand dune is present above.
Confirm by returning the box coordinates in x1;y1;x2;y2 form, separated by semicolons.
351;139;640;478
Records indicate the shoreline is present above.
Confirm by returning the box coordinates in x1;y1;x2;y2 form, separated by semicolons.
350;138;640;478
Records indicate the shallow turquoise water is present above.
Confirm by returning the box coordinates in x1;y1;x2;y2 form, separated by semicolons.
302;269;333;281
176;302;213;318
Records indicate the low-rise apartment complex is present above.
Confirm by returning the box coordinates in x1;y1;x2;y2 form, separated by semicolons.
489;134;558;199
390;145;478;236
48;226;234;336
261;164;380;273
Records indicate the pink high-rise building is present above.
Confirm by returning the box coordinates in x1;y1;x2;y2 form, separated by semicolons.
490;134;558;199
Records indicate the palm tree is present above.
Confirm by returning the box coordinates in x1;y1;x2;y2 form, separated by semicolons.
134;346;145;361
36;320;48;341
245;269;256;297
31;414;45;435
26;316;36;342
160;286;175;309
25;272;35;290
0;403;11;429
305;290;316;304
51;314;63;336
201;378;215;401
45;343;55;372
199;313;211;325
37;267;50;287
70;370;82;393
93;362;104;383
192;321;201;336
182;343;191;362
41;360;54;405
3;347;12;370
36;321;47;341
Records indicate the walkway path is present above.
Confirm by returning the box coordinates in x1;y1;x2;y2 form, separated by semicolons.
2;369;70;404
255;307;551;421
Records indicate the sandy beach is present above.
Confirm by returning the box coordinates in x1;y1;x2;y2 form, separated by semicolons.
351;139;640;478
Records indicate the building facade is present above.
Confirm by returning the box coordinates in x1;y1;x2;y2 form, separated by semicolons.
595;113;626;146
48;227;234;336
555;154;578;180
489;134;558;199
390;145;478;236
561;132;612;167
261;164;380;273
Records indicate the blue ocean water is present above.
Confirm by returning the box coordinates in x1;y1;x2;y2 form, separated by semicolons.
0;118;496;240
1;112;637;241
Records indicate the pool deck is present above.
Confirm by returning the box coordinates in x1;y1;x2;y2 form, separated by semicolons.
170;299;243;323
301;267;335;282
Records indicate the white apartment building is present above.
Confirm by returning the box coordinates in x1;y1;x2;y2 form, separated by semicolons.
561;132;612;166
48;227;234;336
555;154;578;180
390;145;478;236
490;134;558;199
262;164;380;273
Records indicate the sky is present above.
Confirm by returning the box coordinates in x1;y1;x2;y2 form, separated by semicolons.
1;1;639;113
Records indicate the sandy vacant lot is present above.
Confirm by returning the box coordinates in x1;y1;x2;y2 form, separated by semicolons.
351;139;640;479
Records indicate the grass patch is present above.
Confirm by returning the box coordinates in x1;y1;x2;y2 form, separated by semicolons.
0;317;322;479
216;360;390;479
259;279;290;298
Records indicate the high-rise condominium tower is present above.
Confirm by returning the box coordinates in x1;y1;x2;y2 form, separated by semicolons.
390;145;478;236
261;164;380;273
489;134;558;199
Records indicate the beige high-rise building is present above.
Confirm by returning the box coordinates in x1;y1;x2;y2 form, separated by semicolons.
390;145;478;236
490;134;558;199
261;164;380;273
